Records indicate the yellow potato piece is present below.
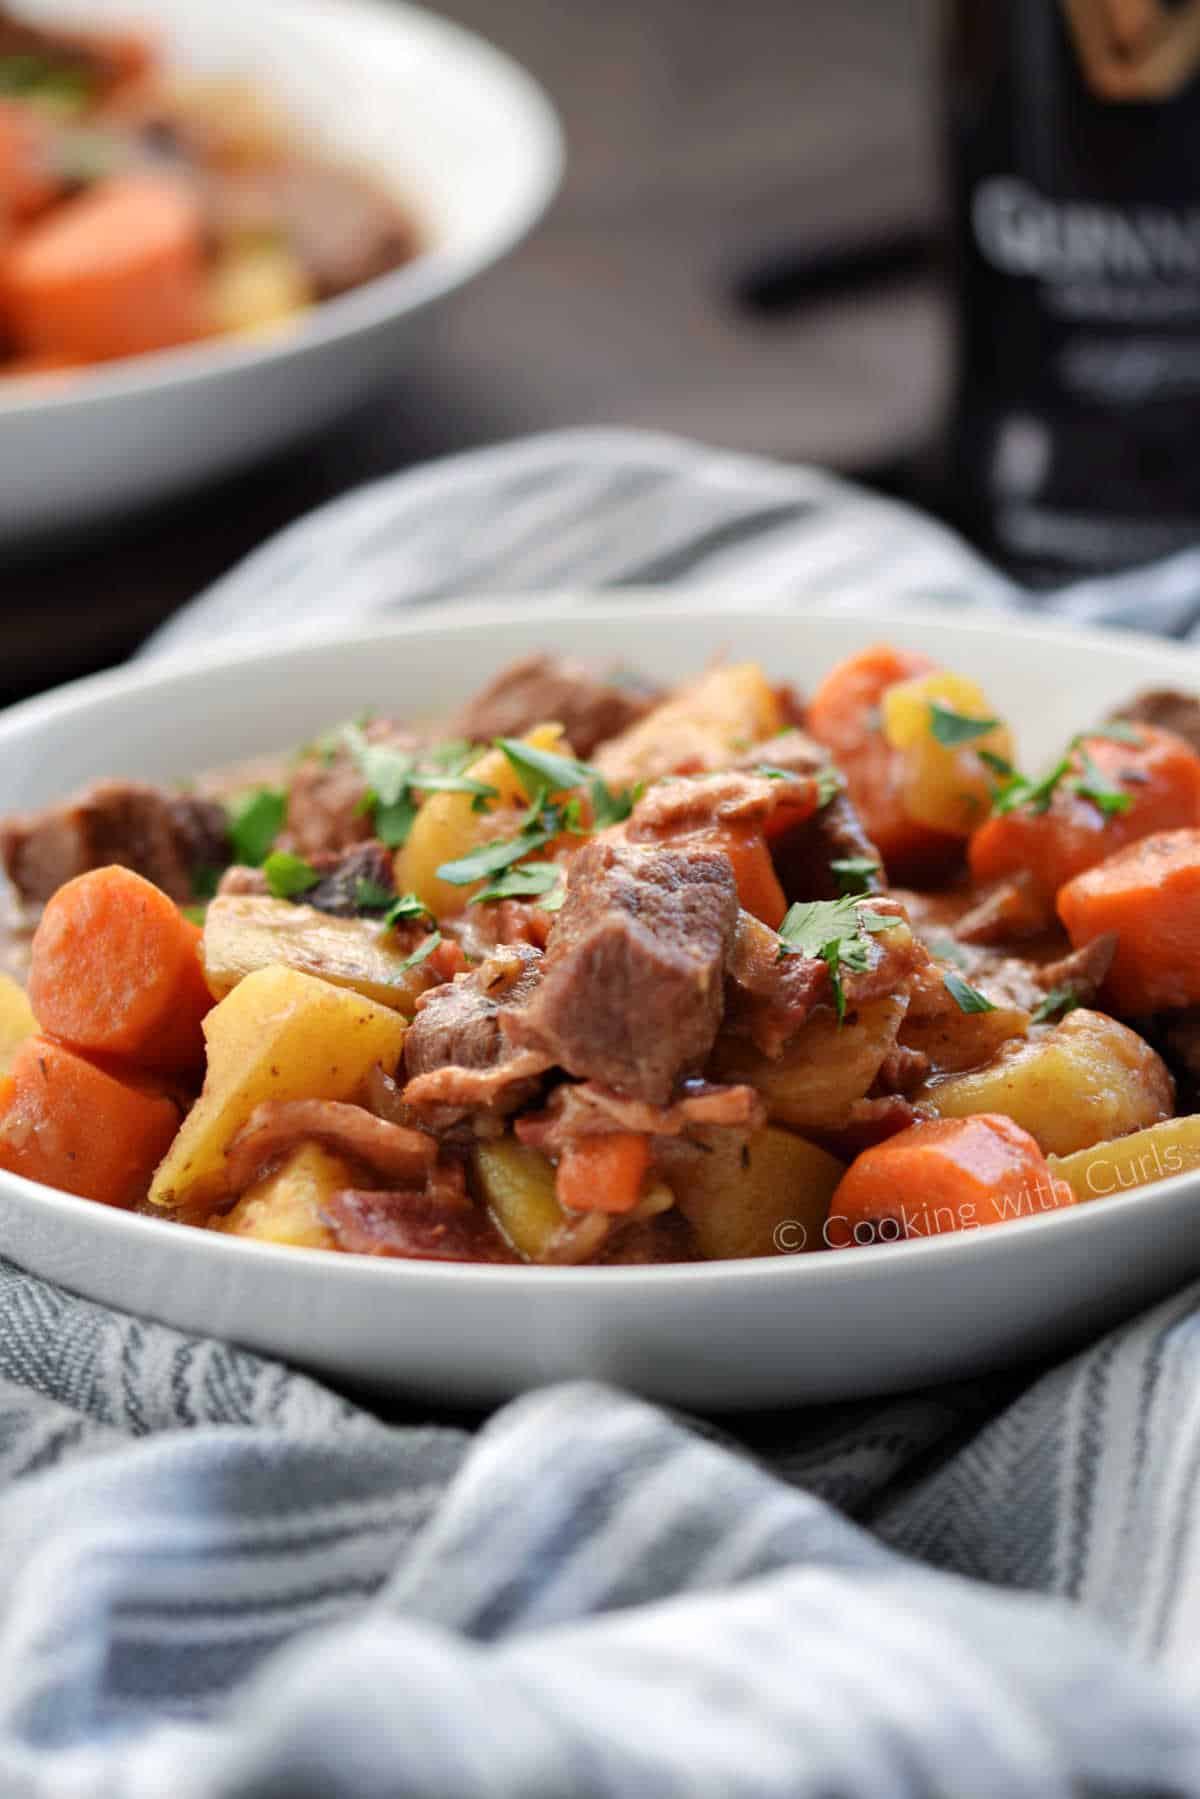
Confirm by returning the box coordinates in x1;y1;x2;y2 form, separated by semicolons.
593;663;783;786
149;965;408;1209
213;1142;355;1249
474;1137;566;1261
1050;1116;1200;1203
919;1008;1174;1157
203;896;434;1015
0;972;36;1078
209;239;312;338
663;1125;843;1259
397;724;567;917
882;670;1014;835
711;993;908;1131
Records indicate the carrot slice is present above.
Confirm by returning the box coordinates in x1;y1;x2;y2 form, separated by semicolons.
0;1035;181;1208
806;645;962;883
0;172;207;364
0;101;61;224
969;724;1200;905
556;1133;651;1215
29;866;213;1074
1057;827;1200;1014
829;1113;1074;1246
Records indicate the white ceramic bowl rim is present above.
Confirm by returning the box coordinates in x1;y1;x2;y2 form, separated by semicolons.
2;598;1197;1294
0;0;563;420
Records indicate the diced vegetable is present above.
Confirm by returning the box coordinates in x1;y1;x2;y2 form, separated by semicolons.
663;1124;843;1259
208;236;312;337
917;1008;1173;1157
474;1137;567;1261
881;670;1014;835
1057;827;1200;1014
29;866;213;1074
0;1035;180;1207
556;1132;650;1215
0;972;37;1077
148;965;407;1209
805;645;963;882
711;992;909;1130
213;1142;353;1248
0;171;207;363
1050;1115;1200;1202
397;724;571;917
900;974;1030;1075
968;725;1200;905
202;895;438;1015
830;1113;1074;1244
593;664;784;786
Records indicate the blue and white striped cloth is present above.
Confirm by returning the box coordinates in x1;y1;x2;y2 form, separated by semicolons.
6;429;1200;1797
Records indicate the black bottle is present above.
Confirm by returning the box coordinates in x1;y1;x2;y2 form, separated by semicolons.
947;0;1200;585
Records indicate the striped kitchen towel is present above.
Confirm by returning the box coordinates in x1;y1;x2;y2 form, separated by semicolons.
3;428;1200;1797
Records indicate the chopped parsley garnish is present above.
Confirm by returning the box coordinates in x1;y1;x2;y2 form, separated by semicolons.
925;932;971;971
381;892;436;931
353;878;397;914
1071;747;1134;818
814;766;844;808
754;764;793;781
396;931;441;974
191;864;221;903
343;725;498;849
227;787;287;866
778;897;895;1022
830;857;881;896
469;862;565;906
1089;721;1142;746
182;904;208;927
1031;983;1081;1025
589;776;639;830
942;971;997;1014
928;700;1002;747
497;738;596;800
263;850;320;900
989;755;1072;817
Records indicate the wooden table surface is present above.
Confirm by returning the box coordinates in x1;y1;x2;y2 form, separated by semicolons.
0;0;949;700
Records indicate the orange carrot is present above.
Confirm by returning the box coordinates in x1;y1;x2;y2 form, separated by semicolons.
828;1114;1074;1246
0;1035;181;1208
1057;827;1200;1014
806;645;962;883
556;1133;651;1215
0;173;207;364
0;101;61;224
969;724;1200;905
29;867;213;1075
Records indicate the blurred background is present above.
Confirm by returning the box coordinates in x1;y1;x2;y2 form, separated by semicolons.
2;0;945;699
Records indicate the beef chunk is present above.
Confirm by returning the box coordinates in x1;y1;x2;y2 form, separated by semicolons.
403;944;549;1131
1;780;228;907
501;838;739;1103
453;654;659;759
286;725;421;859
732;731;884;901
305;843;396;918
626;767;819;840
208;162;419;298
1113;690;1200;757
325;1189;516;1263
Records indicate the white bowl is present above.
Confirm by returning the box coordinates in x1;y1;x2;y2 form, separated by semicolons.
0;0;562;541
2;600;1199;1411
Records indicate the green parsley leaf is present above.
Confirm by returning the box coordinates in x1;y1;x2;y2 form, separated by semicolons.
182;904;208;927
777;897;894;961
589;776;639;830
381;892;436;931
926;932;970;971
943;971;997;1014
375;792;419;850
1031;983;1081;1025
754;764;793;781
991;755;1072;817
396;931;441;974
979;749;1015;780
423;738;482;773
830;857;881;896
227;787;287;866
469;862;564;906
928;699;1002;747
1072;747;1134;819
1084;721;1142;747
353;878;396;914
191;864;221;903
814;766;844;808
263;851;320;900
539;883;567;913
436;819;557;887
497;738;596;801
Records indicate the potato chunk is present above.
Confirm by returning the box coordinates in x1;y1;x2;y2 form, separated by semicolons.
149;965;407;1209
711;993;908;1131
203;896;435;1015
0;972;36;1078
882;669;1014;835
213;1142;354;1249
663;1124;843;1260
474;1137;566;1260
918;1008;1174;1157
1050;1116;1200;1203
593;664;784;786
397;724;568;917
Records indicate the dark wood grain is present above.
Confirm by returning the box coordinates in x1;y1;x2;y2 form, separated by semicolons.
0;0;948;698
